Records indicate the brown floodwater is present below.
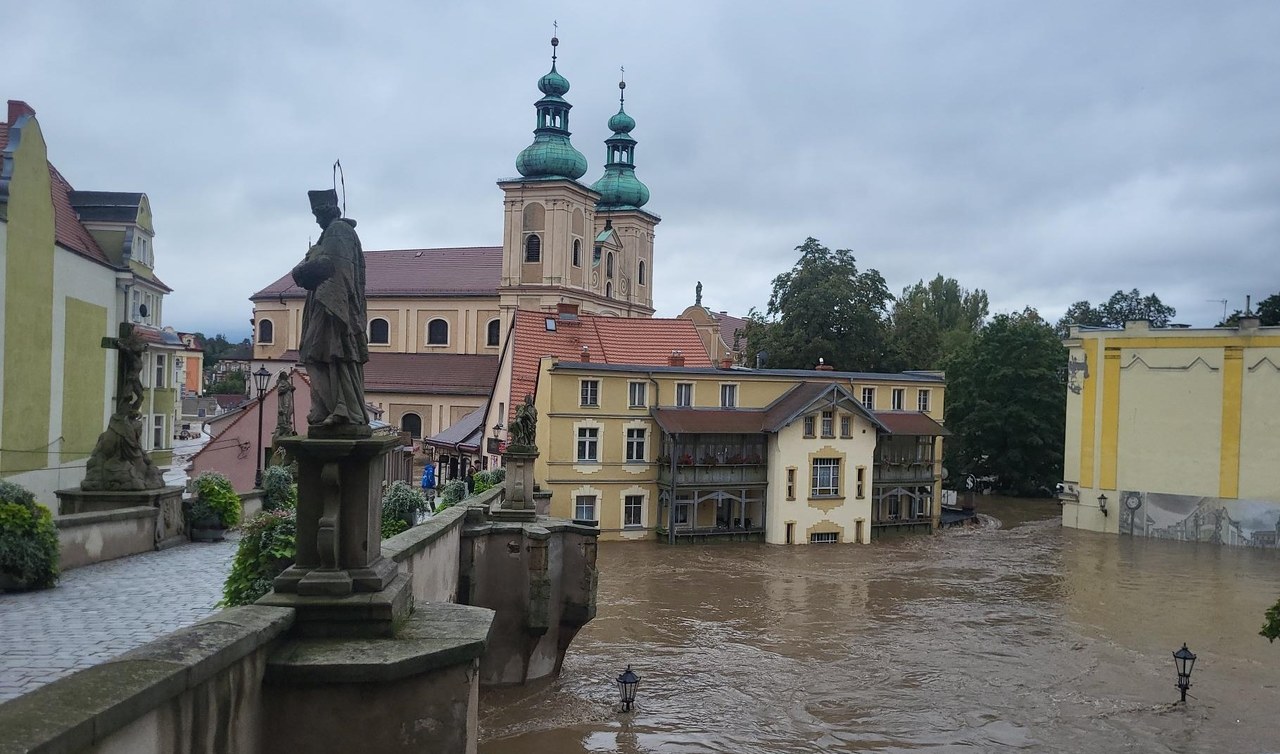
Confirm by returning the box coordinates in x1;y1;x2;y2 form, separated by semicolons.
479;497;1280;753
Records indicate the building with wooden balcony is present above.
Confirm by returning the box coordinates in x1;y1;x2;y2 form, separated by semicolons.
526;355;947;544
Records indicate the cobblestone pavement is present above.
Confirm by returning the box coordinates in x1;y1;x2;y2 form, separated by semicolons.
0;536;237;702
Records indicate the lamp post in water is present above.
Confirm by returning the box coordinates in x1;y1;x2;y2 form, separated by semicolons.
1173;643;1196;703
617;665;640;712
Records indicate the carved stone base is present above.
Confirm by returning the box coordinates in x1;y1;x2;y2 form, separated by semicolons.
259;572;413;638
54;486;186;550
501;450;538;511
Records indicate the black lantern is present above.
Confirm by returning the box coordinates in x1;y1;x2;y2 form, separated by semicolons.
492;422;504;439
616;665;640;711
1173;643;1196;703
1097;493;1108;516
253;366;272;488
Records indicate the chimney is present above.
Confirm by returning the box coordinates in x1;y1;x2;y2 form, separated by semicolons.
668;350;684;367
7;100;35;124
580;345;590;363
815;357;835;372
557;302;579;321
720;357;734;369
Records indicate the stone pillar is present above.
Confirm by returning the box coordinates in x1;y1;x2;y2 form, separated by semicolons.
493;448;538;522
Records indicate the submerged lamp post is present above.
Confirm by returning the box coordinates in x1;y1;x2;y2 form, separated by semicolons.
1173;643;1196;703
616;665;640;711
1097;493;1108;517
252;366;271;488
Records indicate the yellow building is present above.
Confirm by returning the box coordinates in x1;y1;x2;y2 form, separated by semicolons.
1059;317;1280;546
529;357;947;544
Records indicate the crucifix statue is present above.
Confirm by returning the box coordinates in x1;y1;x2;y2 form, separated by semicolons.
82;322;164;491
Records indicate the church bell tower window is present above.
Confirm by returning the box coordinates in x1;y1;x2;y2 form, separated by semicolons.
525;234;541;263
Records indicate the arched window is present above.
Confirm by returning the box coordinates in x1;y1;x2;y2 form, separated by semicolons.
427;318;449;345
606;252;614;278
258;319;274;344
572;239;581;267
400;412;422;439
638;260;647;286
606;281;613;299
368;318;390;345
486;319;501;347
525;234;541;263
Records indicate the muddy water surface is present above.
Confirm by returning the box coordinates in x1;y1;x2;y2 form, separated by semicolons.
480;498;1280;753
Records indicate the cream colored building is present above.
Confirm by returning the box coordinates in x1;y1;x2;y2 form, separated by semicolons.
1060;317;1280;545
528;357;947;543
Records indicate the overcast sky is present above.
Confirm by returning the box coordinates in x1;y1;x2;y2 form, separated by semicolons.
7;1;1278;338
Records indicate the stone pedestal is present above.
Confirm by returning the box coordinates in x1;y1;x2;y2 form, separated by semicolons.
54;485;186;550
259;434;408;637
493;449;538;522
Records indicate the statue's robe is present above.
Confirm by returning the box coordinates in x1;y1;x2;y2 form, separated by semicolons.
292;217;369;428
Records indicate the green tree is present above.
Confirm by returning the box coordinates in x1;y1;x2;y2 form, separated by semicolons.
944;308;1066;496
1219;292;1280;327
206;370;247;395
885;275;989;371
743;238;892;371
1055;289;1176;336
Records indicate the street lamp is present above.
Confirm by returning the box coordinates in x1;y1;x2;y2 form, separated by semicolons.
1097;493;1108;516
1173;643;1196;703
253;366;271;488
616;665;640;712
492;422;504;439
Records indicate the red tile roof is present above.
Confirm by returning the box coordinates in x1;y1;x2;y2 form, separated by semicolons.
873;411;951;436
252;247;502;300
274;350;498;396
1;114;115;269
508;310;712;420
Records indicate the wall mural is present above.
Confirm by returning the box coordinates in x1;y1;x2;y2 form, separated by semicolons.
1118;491;1280;548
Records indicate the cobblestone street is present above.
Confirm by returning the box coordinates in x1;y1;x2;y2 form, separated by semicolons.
0;537;237;702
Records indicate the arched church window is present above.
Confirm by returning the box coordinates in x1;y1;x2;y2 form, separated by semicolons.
427;319;449;345
400;412;422;439
606;252;614;278
572;239;581;267
638;260;647;286
606;281;613;299
486;319;501;347
369;318;390;345
258;319;274;345
525;234;541;263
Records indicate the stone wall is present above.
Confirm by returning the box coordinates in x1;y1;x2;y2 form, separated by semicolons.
56;506;157;570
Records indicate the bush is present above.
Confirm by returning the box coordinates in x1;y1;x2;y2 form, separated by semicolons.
437;479;467;510
472;469;505;495
382;481;429;530
381;517;410;540
220;508;296;607
0;480;59;590
261;465;296;510
192;471;241;528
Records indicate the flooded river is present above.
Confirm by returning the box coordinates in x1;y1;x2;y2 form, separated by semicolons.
479;498;1280;753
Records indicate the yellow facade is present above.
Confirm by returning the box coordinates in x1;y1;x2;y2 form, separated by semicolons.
531;359;946;544
1060;319;1280;536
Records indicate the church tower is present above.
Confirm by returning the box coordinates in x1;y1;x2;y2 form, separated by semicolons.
498;39;656;319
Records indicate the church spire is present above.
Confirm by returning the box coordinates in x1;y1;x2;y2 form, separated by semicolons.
591;69;650;209
515;33;588;180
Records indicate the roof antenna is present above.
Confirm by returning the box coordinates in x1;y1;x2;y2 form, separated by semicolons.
332;160;347;217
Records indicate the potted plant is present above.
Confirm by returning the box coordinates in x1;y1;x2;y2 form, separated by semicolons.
187;471;241;542
186;496;226;542
0;479;59;592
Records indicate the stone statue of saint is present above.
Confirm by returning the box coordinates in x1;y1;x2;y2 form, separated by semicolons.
292;189;369;435
695;281;703;307
274;369;296;439
83;323;164;490
508;394;538;450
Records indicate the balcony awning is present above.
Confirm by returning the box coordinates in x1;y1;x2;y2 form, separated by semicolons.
652;408;767;435
873;411;951;436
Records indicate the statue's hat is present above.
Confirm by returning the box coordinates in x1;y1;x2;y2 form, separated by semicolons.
308;188;339;212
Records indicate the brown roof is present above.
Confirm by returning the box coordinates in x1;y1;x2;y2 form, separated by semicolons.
251;247;501;300
873;411;951;436
423;405;486;451
652;408;767;435
508;310;713;422
1;109;115;269
365;352;498;395
714;311;750;351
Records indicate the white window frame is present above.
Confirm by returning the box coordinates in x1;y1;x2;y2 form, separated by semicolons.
803;415;815;437
426;318;449;346
625;428;646;462
152;415;164;449
811;458;840;497
861;387;874;410
154;354;166;388
580;379;600;407
628;381;647;408
719;383;738;409
368;317;391;345
486;318;501;347
917;389;931;412
576;426;599;462
820;410;834;438
840;415;852;438
257;318;274;345
574;494;597;523
892;388;905;411
623;494;644;528
675;382;694;408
